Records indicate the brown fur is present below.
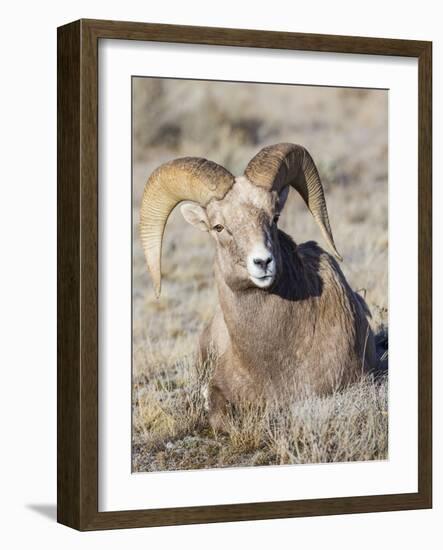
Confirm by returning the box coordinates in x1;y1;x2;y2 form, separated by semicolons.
199;231;376;431
180;176;376;431
177;168;376;429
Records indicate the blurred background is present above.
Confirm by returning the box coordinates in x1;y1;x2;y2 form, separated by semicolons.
132;78;388;471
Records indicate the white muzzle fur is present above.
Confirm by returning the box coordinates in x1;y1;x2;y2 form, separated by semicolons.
247;244;276;288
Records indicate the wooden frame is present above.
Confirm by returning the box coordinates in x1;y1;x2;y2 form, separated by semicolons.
57;18;432;530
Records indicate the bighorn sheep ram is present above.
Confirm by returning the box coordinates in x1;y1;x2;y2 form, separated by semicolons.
140;143;376;430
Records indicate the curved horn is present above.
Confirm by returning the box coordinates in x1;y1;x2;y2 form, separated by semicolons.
244;143;342;261
140;157;234;296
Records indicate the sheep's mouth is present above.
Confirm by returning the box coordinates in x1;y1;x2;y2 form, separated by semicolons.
249;274;275;289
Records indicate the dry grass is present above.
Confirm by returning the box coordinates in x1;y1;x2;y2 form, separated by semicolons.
132;352;388;472
132;79;389;472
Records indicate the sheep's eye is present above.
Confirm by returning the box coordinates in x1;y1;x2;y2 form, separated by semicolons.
213;224;224;233
273;214;280;224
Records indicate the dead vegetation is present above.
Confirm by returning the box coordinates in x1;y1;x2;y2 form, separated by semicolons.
132;79;388;472
132;353;388;472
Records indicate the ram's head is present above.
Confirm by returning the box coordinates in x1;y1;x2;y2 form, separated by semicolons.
140;143;342;296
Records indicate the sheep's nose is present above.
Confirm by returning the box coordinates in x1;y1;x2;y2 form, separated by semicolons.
253;256;273;270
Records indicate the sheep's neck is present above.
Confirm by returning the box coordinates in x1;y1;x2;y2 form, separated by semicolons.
215;234;324;370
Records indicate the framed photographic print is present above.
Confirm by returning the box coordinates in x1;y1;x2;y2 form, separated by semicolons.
57;19;432;530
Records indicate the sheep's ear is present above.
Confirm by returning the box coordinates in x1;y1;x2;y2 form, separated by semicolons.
278;186;290;211
180;202;210;232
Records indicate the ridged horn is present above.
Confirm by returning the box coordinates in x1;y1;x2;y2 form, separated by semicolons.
244;143;342;261
140;157;234;296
